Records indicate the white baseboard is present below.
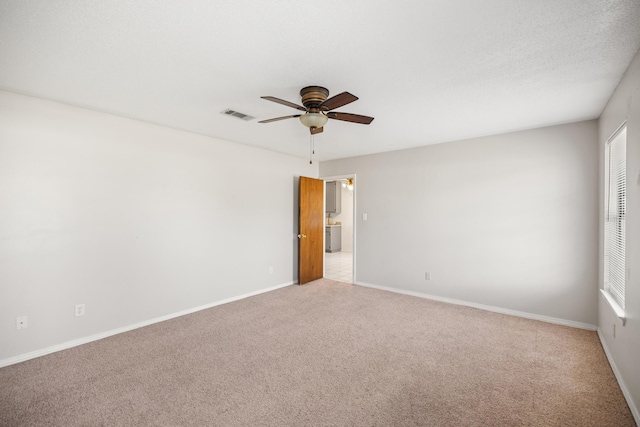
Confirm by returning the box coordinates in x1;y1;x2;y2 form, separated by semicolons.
597;328;640;425
354;281;597;331
0;281;295;369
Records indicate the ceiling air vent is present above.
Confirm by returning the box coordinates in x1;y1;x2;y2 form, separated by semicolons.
221;109;255;121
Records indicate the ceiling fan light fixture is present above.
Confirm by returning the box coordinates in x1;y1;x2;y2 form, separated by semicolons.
299;112;328;128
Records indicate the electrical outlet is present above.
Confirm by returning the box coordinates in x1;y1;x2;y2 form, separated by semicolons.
425;272;431;280
16;316;28;330
75;304;85;317
269;266;274;274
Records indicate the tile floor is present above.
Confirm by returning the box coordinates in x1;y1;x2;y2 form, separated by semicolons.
324;251;353;283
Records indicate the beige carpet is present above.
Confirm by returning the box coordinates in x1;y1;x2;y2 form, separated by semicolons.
0;279;635;426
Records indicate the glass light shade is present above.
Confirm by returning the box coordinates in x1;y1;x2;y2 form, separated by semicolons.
299;112;328;128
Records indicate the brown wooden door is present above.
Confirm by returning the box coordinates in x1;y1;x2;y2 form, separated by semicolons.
298;176;324;284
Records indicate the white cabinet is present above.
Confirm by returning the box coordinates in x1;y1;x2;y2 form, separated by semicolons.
326;225;342;253
325;181;342;214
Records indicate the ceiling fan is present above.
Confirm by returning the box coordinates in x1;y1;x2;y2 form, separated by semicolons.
259;86;374;135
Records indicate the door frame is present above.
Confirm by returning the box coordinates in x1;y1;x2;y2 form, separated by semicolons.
318;173;357;283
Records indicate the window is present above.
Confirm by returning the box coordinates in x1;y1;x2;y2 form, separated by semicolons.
603;124;626;312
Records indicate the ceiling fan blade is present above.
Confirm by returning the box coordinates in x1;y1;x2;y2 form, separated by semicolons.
310;126;323;135
258;115;301;124
327;112;374;124
261;96;306;111
320;92;358;111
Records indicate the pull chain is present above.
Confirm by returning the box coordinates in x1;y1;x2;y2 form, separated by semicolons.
309;133;315;164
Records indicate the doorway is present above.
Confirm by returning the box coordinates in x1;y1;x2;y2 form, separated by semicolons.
321;174;356;284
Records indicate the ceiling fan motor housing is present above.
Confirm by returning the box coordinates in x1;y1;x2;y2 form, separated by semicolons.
300;86;329;109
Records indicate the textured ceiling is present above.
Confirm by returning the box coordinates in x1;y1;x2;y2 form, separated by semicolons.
1;1;639;161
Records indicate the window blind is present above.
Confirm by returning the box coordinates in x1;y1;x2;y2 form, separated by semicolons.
604;125;626;310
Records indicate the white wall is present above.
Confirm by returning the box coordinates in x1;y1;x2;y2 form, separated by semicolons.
320;120;599;327
598;49;640;422
0;91;317;362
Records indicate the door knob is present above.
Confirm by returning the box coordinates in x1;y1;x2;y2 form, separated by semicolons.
298;233;307;239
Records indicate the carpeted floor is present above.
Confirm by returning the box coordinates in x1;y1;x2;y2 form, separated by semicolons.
0;279;635;426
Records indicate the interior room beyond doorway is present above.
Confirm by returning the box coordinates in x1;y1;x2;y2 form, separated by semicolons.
324;177;354;283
